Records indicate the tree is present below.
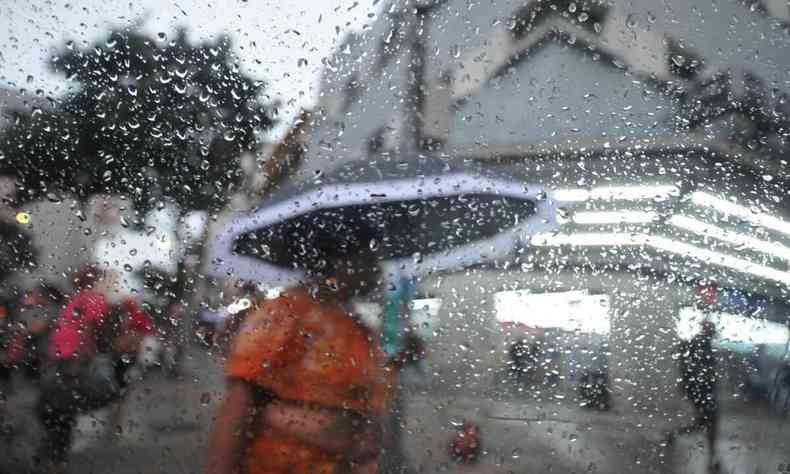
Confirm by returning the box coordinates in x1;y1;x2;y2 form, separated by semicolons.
0;27;276;212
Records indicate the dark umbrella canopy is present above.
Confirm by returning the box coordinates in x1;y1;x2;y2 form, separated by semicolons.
205;156;557;286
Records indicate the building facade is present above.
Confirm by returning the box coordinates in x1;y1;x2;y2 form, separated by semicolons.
286;1;790;460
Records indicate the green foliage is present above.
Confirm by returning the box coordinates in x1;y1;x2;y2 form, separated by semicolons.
1;28;275;211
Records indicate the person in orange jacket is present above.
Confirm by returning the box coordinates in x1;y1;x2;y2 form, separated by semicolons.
208;231;393;474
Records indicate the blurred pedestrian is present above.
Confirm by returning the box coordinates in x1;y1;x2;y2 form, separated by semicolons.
36;266;119;473
395;329;429;387
5;283;63;378
667;320;720;472
0;296;13;395
208;230;392;474
508;338;539;383
160;299;188;377
101;297;155;430
107;298;155;383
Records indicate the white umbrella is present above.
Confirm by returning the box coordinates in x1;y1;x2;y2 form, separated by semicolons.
205;157;557;286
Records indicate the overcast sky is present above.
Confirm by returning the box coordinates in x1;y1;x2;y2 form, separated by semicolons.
0;0;380;135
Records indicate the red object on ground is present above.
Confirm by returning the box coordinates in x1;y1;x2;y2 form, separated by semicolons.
450;420;482;463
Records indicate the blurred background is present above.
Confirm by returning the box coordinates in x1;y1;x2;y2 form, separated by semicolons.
3;0;790;473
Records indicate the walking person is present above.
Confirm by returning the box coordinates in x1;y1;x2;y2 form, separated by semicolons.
207;230;392;474
36;266;120;473
103;297;155;430
667;320;720;472
6;283;63;379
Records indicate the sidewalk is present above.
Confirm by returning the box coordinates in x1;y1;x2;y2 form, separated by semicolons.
4;355;789;474
1;348;225;474
398;382;790;474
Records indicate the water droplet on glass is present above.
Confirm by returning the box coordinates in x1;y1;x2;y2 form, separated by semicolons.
200;392;211;406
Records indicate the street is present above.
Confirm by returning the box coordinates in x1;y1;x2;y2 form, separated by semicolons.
3;350;790;474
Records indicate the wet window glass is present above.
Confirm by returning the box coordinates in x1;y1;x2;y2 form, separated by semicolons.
2;0;790;473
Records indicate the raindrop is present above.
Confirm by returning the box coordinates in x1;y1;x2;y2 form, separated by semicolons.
46;192;61;203
127;85;137;96
223;130;236;141
200;392;211;406
763;174;774;182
